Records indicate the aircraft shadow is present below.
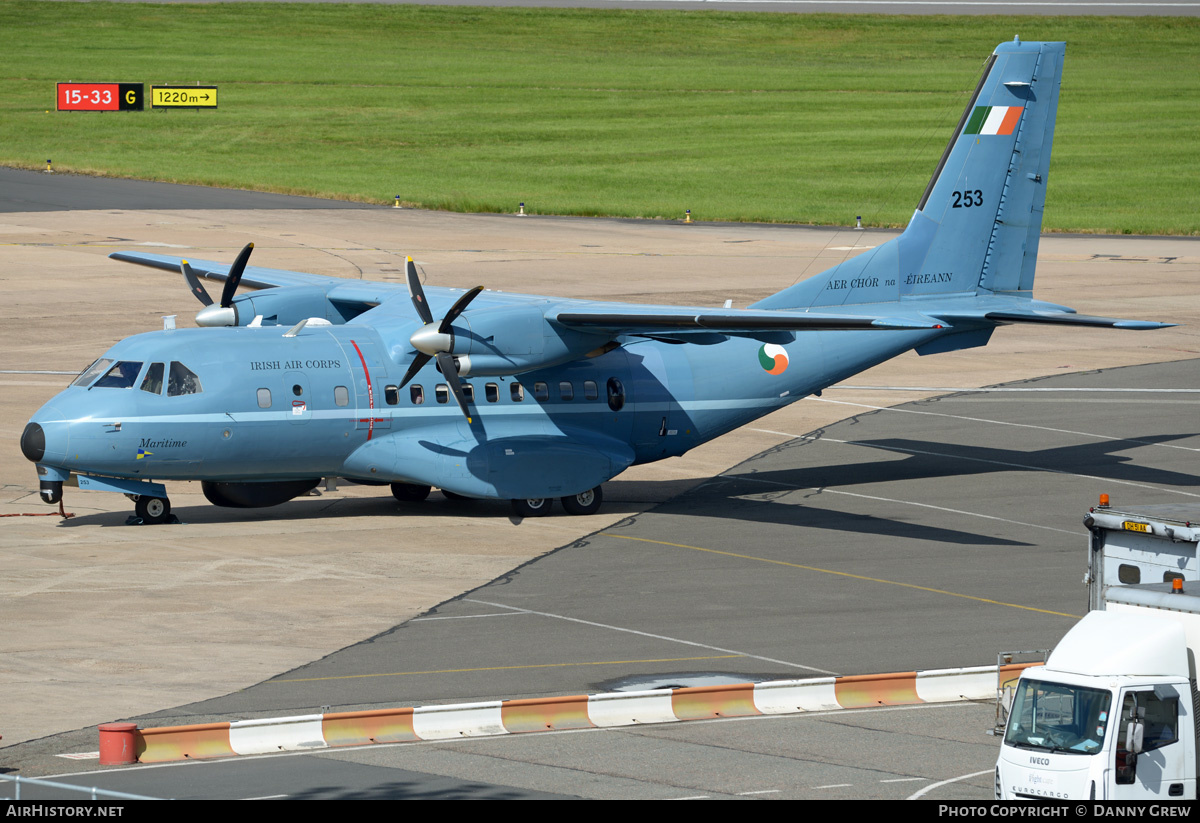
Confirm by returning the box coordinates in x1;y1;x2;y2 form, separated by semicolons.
642;430;1200;548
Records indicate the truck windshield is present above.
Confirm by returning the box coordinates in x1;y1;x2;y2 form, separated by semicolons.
1004;678;1112;755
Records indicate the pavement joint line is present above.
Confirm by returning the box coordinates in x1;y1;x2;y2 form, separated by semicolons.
749;428;1200;499
813;397;1200;453
467;598;836;674
716;473;1079;536
601;534;1082;619
271;654;745;683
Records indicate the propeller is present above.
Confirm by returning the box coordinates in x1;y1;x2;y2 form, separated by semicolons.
399;257;484;422
183;243;255;327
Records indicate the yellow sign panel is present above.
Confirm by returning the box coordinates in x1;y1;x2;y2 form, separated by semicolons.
151;86;218;109
1123;521;1151;533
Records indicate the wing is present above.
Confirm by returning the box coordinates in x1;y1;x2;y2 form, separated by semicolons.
108;250;403;307
553;304;946;334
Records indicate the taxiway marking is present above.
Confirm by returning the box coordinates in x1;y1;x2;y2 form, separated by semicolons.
603;534;1080;619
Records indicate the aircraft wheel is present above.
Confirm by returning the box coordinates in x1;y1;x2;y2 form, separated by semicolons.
560;486;603;516
390;482;432;502
135;495;171;525
511;497;553;517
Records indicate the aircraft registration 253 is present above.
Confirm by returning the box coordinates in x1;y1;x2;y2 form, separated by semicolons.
20;39;1172;523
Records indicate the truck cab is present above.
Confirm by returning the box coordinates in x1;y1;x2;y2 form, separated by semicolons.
996;598;1200;799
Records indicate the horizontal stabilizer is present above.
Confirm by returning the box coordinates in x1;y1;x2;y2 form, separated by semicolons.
936;309;1174;330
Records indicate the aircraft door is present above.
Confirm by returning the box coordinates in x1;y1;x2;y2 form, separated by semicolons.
344;336;392;437
625;344;683;461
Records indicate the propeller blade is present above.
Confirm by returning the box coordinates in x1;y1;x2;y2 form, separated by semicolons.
181;260;213;307
220;243;255;308
405;257;434;326
436;351;472;423
438;286;485;335
398;352;432;390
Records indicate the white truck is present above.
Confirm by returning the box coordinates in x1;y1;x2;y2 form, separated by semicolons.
995;498;1200;800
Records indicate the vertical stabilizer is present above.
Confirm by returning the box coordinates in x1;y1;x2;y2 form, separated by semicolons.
756;40;1064;310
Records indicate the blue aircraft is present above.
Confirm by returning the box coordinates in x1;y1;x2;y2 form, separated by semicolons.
20;39;1171;522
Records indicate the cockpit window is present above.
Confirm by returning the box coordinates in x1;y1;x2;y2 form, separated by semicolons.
93;361;144;389
167;362;202;396
71;358;113;387
140;362;165;395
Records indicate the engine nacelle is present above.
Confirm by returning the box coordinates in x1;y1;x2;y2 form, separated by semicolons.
229;286;349;328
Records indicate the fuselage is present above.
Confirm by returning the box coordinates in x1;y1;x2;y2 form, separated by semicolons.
24;319;937;499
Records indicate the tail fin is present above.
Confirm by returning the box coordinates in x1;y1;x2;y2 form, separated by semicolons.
756;39;1064;310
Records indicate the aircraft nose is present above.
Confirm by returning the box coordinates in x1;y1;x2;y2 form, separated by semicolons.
20;422;45;463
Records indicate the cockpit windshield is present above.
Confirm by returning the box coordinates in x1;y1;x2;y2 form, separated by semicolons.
70;358;113;388
1004;678;1112;755
91;361;144;389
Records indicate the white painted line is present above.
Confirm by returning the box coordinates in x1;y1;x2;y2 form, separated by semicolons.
411;612;523;621
722;473;1077;536
814;397;1200;453
749;429;1200;499
813;783;853;789
738;789;782;795
55;752;99;760
881;777;927;783
467;598;837;674
830;386;1200;393
907;769;994;800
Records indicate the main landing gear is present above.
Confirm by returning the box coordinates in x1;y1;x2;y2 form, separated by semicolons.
511;486;603;518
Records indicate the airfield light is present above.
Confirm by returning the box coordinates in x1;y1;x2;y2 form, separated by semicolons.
519;202;526;216
45;159;52;174
855;215;863;230
393;195;401;209
685;209;692;223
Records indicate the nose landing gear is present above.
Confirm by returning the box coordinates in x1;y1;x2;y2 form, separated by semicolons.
131;495;173;525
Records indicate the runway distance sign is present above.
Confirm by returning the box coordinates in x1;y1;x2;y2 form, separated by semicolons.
151;86;218;109
58;83;144;111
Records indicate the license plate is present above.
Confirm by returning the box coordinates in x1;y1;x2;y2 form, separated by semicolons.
1123;521;1151;533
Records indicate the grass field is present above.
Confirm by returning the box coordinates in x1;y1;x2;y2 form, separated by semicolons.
1;4;1197;233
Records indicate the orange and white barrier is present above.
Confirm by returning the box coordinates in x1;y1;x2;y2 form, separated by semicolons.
104;662;1040;764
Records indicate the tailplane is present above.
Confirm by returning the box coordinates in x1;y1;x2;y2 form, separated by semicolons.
756;39;1064;310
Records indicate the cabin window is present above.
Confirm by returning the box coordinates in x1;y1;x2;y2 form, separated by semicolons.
462;384;475;402
559;381;574;401
257;388;272;408
584;380;598;401
292;384;304;397
140;362;165;395
167;362;202;396
72;358;113;388
1118;564;1141;585
534;382;549;402
384;385;399;405
435;384;449;404
607;377;625;412
1118;691;1179;758
485;383;499;403
411;385;424;405
93;361;143;389
334;386;349;407
511;383;525;402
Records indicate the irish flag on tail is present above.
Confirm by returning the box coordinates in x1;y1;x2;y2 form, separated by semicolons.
964;105;1023;136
